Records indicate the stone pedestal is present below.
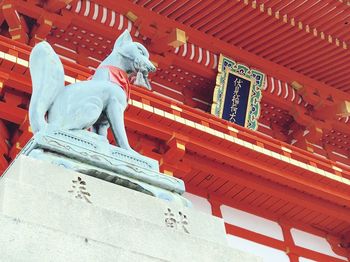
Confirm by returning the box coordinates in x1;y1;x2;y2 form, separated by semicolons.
0;156;261;262
20;129;190;206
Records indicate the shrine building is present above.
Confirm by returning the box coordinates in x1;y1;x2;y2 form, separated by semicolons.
0;0;349;261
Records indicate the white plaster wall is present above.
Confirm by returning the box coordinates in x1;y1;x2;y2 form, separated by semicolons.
227;235;289;262
181;195;348;261
182;192;212;215
221;205;284;240
291;228;347;260
299;257;317;262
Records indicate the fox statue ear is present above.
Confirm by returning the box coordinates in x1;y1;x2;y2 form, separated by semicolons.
114;30;132;50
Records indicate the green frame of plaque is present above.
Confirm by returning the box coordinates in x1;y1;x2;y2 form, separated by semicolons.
211;54;266;131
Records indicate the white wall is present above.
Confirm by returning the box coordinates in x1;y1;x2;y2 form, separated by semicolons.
221;205;284;240
299;257;317;262
291;228;347;260
183;196;348;261
227;235;290;262
182;192;212;215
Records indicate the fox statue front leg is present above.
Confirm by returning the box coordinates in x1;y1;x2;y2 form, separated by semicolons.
97;121;110;138
106;97;136;154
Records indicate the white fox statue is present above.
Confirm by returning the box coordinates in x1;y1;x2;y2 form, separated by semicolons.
28;30;156;153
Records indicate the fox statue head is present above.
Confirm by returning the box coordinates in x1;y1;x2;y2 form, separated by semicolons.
112;30;156;90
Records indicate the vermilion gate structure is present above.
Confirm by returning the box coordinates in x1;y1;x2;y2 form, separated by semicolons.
0;1;349;261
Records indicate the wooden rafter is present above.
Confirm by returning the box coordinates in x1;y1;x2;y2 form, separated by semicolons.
103;0;350;101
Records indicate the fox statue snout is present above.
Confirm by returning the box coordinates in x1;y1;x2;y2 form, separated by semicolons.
114;33;156;90
29;30;155;154
132;56;156;90
134;54;156;73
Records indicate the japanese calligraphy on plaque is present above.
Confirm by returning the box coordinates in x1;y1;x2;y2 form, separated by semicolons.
211;54;266;130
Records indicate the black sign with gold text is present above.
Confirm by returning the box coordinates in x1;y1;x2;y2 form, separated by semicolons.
220;71;253;127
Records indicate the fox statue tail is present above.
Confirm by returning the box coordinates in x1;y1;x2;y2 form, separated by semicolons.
29;41;65;133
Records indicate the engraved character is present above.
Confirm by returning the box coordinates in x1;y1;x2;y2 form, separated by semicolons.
164;208;177;229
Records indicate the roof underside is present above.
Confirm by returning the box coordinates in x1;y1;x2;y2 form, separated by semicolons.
135;0;350;92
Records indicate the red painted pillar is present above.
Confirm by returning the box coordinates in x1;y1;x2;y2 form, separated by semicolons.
209;199;222;218
0;119;9;174
281;224;299;262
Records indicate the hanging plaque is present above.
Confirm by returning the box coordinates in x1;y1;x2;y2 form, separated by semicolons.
211;54;266;130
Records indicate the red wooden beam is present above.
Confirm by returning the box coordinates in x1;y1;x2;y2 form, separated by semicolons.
45;0;75;12
14;0;72;29
1;0;28;43
183;138;350;207
0;101;27;124
281;225;299;262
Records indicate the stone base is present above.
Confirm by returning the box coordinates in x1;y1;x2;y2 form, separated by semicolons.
19;129;190;206
0;156;261;262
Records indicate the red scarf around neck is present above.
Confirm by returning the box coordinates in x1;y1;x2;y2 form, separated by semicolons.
89;65;131;102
